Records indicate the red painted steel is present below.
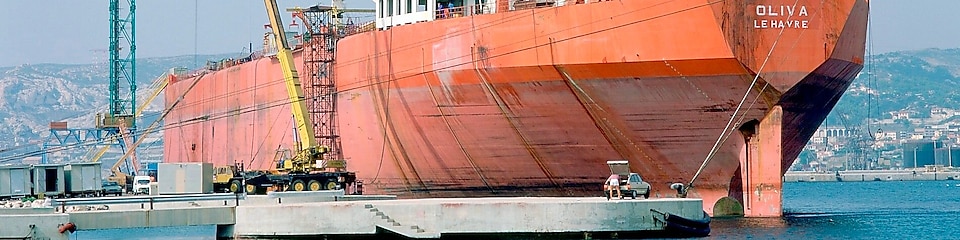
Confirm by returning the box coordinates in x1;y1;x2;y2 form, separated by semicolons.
164;0;867;216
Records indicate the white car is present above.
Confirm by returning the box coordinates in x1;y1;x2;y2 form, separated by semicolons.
603;160;651;199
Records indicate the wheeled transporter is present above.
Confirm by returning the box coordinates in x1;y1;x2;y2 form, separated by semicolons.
243;171;358;195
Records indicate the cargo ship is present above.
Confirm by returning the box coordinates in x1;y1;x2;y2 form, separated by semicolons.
163;0;868;217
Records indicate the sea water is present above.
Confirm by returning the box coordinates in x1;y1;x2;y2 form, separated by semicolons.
73;181;960;239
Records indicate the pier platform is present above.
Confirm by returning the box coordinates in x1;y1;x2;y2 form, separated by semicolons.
0;208;66;240
234;197;704;239
3;192;704;239
785;170;960;182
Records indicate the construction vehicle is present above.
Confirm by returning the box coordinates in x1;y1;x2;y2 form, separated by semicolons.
105;117;141;193
213;163;246;193
240;0;358;195
88;71;173;192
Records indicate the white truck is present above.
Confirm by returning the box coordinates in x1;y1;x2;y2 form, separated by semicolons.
133;175;152;195
603;160;651;199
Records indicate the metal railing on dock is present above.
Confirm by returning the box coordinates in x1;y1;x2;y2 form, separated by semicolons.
54;193;244;211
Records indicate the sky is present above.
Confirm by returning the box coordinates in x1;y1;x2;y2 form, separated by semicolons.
0;1;957;67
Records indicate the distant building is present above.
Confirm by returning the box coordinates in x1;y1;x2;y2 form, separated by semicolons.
930;107;957;119
892;111;911;120
812;126;856;146
934;147;960;168
901;140;941;168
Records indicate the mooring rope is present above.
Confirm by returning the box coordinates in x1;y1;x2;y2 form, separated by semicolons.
683;0;804;195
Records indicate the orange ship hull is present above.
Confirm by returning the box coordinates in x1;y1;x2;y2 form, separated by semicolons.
164;0;867;217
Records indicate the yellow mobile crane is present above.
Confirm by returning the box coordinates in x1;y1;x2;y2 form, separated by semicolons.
241;0;357;194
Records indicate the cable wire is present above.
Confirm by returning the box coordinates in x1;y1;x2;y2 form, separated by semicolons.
686;0;804;191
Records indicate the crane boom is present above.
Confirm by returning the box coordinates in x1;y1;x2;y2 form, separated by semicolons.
225;1;359;195
98;73;170;179
117;118;139;173
108;72;203;189
134;76;169;118
265;0;316;152
264;0;330;173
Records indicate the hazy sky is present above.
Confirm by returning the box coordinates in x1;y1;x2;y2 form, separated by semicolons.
0;1;957;67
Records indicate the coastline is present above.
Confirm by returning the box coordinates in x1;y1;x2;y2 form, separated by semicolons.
785;170;960;182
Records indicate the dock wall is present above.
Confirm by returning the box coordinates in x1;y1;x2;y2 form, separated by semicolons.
784;171;960;182
235;197;703;238
0;208;69;240
69;206;235;230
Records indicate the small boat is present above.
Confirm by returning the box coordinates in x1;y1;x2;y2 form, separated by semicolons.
652;209;711;237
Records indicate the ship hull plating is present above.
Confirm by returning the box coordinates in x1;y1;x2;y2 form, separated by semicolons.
164;0;867;217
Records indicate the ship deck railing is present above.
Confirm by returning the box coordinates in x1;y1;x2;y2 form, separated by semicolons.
356;21;377;33
512;0;558;10
171;21;378;79
435;3;496;20
434;0;607;20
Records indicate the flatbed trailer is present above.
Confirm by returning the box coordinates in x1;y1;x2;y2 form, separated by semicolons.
244;171;358;194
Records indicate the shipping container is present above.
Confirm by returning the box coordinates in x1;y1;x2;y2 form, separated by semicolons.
65;162;103;197
0;165;31;199
158;163;213;194
31;164;66;197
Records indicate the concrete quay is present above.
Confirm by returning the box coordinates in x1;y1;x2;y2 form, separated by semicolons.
0;208;68;240
69;206;235;230
3;191;705;239
234;197;704;239
785;170;960;182
0;191;357;240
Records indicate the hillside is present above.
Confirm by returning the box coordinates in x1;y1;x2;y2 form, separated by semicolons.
827;48;960;129
0;49;956;165
0;54;239;164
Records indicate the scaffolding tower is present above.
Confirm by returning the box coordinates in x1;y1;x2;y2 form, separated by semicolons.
104;0;137;128
293;2;373;163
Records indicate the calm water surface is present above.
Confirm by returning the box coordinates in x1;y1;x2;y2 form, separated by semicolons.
74;181;960;239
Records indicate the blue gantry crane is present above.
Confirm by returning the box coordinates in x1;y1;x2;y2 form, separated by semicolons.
42;0;137;168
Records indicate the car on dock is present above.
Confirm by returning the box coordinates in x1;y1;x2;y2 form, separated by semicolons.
101;181;123;196
603;160;651;199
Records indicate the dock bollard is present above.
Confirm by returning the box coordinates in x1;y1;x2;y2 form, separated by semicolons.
149;198;154;210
